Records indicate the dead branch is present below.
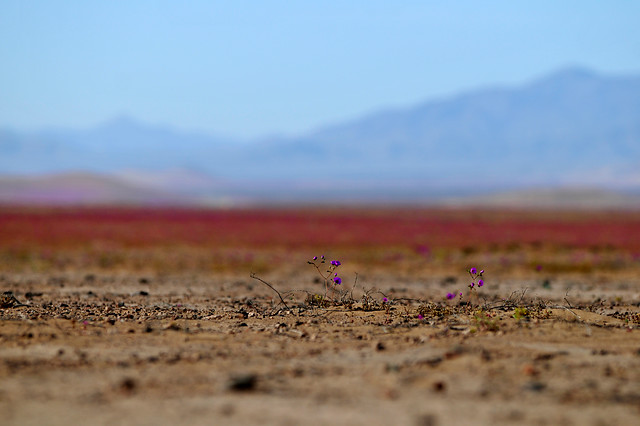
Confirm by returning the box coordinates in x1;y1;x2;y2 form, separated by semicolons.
249;273;289;310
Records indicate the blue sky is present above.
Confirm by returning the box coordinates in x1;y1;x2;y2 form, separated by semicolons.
1;1;639;139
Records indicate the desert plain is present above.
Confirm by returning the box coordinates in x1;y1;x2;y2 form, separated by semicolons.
1;207;639;425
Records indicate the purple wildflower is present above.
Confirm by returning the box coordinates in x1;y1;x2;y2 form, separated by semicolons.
470;267;477;275
459;292;463;297
470;282;475;288
479;269;484;275
446;292;455;300
330;260;341;266
383;297;388;303
333;276;342;285
417;314;424;320
478;279;484;287
313;256;318;261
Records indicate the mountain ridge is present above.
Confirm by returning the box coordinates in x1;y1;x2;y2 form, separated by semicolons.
1;67;639;203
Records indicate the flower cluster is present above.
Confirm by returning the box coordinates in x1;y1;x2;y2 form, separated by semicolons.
446;267;485;301
309;255;343;288
468;267;485;290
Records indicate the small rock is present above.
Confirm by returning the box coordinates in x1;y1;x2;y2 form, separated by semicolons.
1;291;27;308
120;377;137;393
444;345;465;359
418;356;443;367
522;364;539;376
164;322;181;331
523;381;546;392
481;349;492;362
228;374;257;391
432;381;446;392
25;291;43;300
534;353;556;361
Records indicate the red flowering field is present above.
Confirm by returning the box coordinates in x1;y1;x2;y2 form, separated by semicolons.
2;206;640;273
3;206;640;249
1;206;640;425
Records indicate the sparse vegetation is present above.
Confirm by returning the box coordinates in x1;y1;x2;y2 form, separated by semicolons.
2;206;640;425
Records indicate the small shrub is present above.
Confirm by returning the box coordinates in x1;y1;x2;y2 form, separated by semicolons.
473;309;500;332
513;307;530;320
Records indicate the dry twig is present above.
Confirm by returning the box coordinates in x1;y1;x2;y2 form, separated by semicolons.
249;273;289;310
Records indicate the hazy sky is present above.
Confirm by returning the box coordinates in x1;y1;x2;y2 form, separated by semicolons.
1;1;639;139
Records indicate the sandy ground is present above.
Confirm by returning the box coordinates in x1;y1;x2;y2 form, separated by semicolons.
1;266;640;426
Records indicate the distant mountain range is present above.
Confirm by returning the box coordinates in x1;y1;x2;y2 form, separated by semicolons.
1;67;639;205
